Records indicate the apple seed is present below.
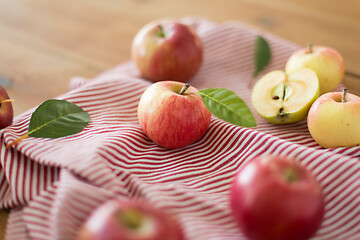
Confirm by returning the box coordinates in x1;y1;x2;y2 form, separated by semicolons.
271;83;292;102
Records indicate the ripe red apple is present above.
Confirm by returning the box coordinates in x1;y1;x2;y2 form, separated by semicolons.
230;155;325;240
77;199;184;240
131;19;203;82
0;85;14;129
137;81;211;149
307;89;360;148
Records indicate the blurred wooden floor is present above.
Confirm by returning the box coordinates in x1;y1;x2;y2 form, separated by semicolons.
0;0;359;238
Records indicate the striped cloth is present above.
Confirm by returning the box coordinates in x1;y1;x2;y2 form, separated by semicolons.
1;17;359;240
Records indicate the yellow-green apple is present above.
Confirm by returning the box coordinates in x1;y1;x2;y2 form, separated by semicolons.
138;81;211;149
285;44;345;94
251;68;319;124
307;89;360;148
77;199;184;240
131;19;203;82
230;155;325;240
0;85;14;129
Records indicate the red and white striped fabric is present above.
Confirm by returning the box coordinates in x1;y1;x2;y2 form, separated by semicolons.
1;17;359;240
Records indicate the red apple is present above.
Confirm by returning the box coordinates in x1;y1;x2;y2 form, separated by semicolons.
137;81;211;149
131;19;203;82
0;85;14;129
307;89;360;148
77;199;184;240
230;155;325;240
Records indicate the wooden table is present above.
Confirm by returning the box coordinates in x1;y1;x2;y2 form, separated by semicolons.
0;0;359;238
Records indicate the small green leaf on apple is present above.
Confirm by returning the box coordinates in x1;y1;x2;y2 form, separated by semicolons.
253;36;271;78
7;99;90;148
197;88;256;127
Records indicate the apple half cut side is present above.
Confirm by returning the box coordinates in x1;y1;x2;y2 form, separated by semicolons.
251;68;319;124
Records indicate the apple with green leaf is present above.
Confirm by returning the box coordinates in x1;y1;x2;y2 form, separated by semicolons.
286;44;345;94
251;68;319;124
137;81;211;149
0;85;14;129
131;19;203;82
230;155;325;240
307;89;360;148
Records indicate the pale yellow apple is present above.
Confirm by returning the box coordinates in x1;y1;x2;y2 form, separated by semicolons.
307;90;360;148
285;45;345;94
251;68;319;124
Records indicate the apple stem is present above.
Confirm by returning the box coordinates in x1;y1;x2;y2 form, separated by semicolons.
179;83;190;95
341;89;347;102
283;168;298;182
307;42;313;54
0;99;14;104
117;209;142;229
157;25;166;38
6;133;29;149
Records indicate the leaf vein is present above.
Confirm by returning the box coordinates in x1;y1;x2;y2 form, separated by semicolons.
28;110;84;136
199;92;243;118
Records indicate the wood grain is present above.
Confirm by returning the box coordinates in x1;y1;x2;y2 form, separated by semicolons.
0;210;8;239
0;0;359;239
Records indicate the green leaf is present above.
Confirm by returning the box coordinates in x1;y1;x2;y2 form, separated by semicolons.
197;88;256;127
28;99;90;138
253;36;271;77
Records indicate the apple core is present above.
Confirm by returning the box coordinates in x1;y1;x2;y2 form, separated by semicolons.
251;69;319;124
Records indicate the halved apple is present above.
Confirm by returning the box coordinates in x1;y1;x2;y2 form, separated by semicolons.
251;68;319;124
